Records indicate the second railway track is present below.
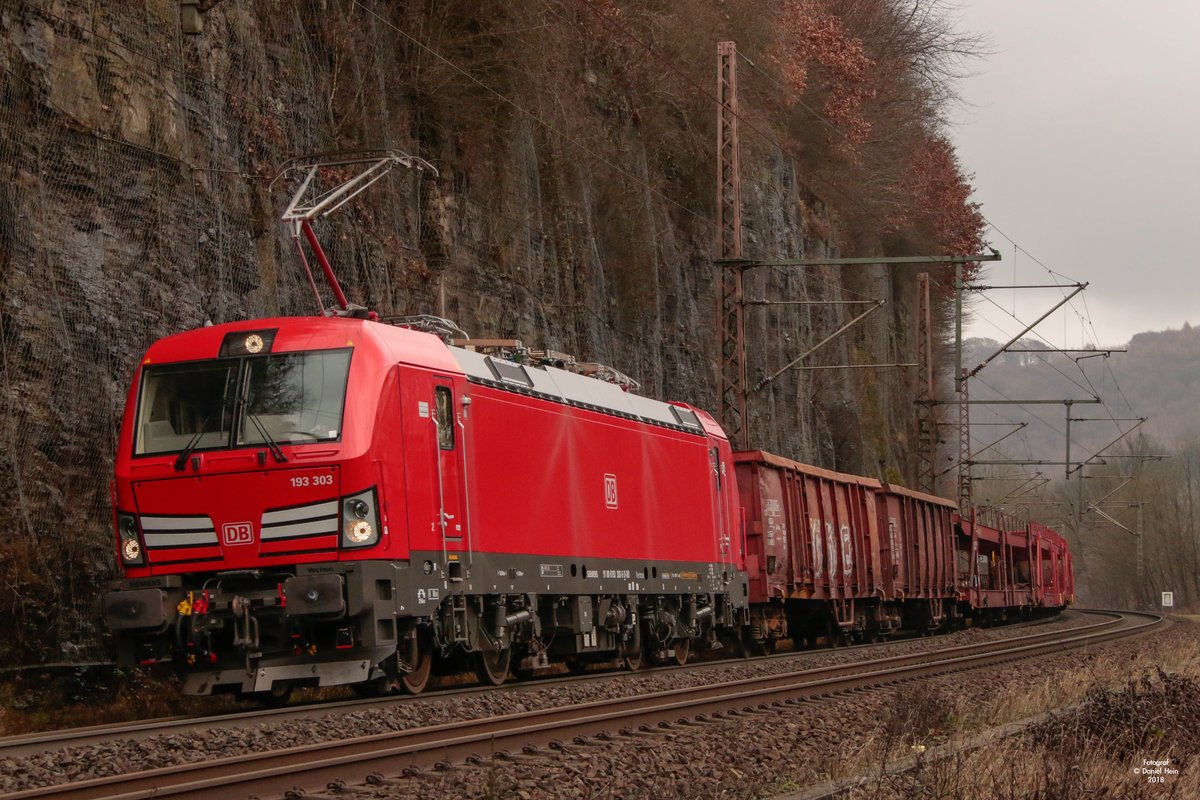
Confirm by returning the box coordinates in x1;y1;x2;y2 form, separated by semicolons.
0;609;1162;800
0;607;1076;760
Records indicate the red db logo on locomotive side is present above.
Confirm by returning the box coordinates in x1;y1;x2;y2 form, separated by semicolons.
222;521;254;546
604;474;618;509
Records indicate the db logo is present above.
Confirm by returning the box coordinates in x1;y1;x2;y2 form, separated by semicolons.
604;474;618;509
222;521;254;546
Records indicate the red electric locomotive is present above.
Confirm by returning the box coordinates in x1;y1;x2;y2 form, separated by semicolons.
104;315;748;698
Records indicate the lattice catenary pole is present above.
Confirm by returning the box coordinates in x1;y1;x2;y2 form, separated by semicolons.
916;272;935;492
715;40;747;448
958;367;972;511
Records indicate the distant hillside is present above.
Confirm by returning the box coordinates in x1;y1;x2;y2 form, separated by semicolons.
961;324;1200;465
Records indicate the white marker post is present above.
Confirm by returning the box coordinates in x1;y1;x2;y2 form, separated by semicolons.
1162;591;1174;611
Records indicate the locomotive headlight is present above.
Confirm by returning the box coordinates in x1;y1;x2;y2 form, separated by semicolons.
116;512;144;566
122;537;142;562
346;520;374;543
340;488;379;549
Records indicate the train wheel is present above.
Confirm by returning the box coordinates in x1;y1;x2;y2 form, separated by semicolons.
735;634;750;659
671;637;690;666
400;635;433;695
752;638;775;657
824;618;839;648
475;647;512;686
726;630;750;659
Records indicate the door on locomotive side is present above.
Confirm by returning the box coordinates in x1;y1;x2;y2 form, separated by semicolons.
431;378;471;575
710;447;731;581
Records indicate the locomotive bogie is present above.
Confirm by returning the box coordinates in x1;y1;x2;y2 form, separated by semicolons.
746;603;788;650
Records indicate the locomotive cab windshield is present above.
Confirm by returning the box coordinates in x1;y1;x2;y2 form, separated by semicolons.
135;348;352;456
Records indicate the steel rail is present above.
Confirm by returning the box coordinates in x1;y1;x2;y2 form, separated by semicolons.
2;611;1160;800
0;610;1084;759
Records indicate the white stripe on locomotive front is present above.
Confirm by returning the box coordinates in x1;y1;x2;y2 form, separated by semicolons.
258;518;338;540
261;500;338;526
143;531;219;547
140;515;215;532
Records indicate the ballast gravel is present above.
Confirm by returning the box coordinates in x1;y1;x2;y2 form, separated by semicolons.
0;611;1109;794
347;623;1196;800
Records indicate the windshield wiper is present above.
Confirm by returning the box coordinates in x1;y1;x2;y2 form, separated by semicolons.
246;413;288;464
174;385;237;471
173;426;209;472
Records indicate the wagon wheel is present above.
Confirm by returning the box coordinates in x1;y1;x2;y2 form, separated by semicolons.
670;637;690;666
475;647;512;686
400;631;433;695
752;637;775;657
825;618;843;648
724;629;750;659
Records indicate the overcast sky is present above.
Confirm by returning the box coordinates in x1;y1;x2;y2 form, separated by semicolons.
949;1;1200;348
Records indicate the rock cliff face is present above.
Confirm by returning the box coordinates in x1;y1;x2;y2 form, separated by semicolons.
0;1;943;659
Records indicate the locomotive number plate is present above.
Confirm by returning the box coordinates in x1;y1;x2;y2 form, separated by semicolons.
291;474;335;488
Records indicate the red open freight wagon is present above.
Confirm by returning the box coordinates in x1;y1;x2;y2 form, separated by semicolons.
955;515;1074;616
734;450;959;647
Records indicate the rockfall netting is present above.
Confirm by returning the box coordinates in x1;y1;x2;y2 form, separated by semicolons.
0;0;938;664
0;2;439;662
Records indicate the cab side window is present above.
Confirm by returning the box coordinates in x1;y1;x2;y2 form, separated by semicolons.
435;386;455;450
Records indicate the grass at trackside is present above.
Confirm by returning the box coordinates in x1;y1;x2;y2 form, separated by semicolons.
811;618;1200;799
0;666;235;735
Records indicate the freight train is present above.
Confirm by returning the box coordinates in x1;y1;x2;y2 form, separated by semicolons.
103;315;1073;700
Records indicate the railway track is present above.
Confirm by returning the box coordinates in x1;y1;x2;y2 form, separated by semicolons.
0;609;1161;800
0;609;1079;760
